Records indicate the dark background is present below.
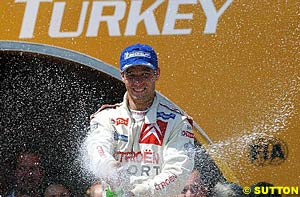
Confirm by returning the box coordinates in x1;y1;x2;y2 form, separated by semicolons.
0;51;226;196
0;51;126;195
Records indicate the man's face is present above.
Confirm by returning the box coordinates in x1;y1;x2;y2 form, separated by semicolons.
177;170;207;197
44;184;70;197
121;65;159;109
177;184;207;197
15;153;43;193
86;182;103;197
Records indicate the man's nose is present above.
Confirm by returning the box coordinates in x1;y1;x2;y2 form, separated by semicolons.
184;190;193;197
133;76;144;84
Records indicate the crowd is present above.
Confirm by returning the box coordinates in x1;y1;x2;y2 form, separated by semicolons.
0;147;212;196
0;149;280;197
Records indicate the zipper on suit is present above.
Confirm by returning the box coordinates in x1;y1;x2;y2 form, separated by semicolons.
129;118;136;152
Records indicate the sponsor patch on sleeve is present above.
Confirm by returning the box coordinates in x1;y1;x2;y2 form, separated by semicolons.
157;112;176;120
181;130;195;139
90;122;99;130
114;132;128;142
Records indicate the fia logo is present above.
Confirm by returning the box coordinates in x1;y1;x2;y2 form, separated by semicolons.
249;136;288;166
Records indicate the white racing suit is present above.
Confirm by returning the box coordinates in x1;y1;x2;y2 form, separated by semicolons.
85;92;195;196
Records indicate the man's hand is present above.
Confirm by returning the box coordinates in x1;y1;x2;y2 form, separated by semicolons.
111;161;121;168
105;161;131;192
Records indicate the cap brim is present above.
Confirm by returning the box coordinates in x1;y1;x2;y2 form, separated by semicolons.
121;60;156;71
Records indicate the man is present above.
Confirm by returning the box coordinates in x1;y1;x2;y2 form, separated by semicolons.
44;184;70;197
0;171;8;196
85;181;103;197
176;170;207;197
212;181;245;197
85;43;195;196
7;152;44;197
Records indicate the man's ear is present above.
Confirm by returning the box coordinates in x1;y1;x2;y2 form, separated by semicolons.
120;72;125;82
155;68;160;80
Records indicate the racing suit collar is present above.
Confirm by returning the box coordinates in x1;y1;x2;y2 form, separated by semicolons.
122;91;158;124
144;93;158;124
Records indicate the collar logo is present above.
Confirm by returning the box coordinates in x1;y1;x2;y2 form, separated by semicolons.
139;120;168;146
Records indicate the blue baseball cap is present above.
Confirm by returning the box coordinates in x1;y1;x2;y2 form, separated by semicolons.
120;43;158;72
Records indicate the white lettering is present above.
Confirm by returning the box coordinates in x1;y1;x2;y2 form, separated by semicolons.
162;0;197;35
124;51;151;60
199;0;233;34
16;0;52;38
16;0;233;38
49;1;88;37
86;1;126;37
125;0;163;36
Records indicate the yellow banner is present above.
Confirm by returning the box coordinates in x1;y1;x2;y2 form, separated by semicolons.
1;0;299;187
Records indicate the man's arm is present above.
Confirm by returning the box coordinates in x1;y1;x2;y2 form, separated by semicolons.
84;113;119;181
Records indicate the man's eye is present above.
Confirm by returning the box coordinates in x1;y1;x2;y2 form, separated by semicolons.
181;188;188;194
125;73;134;78
142;73;150;77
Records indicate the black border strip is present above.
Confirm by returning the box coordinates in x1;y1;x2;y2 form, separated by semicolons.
0;40;121;80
